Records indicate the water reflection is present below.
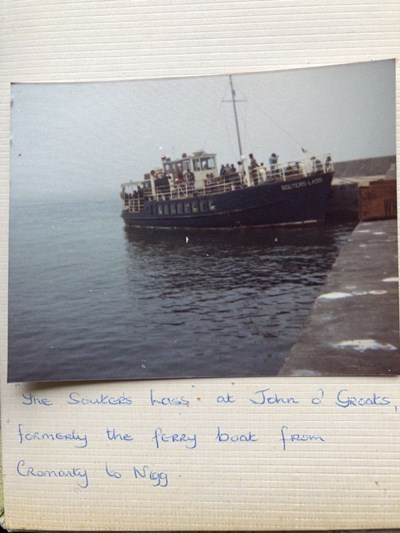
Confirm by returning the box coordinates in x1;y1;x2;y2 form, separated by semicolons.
123;224;354;293
118;223;356;379
124;224;338;252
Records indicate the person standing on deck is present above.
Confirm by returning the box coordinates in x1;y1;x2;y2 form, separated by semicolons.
269;153;279;179
249;153;259;184
236;161;246;187
258;163;267;182
249;153;259;169
325;155;334;172
186;169;195;191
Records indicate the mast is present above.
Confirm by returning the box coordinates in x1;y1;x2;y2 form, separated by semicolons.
229;75;244;159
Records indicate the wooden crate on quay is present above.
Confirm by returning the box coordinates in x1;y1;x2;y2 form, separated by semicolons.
358;179;397;221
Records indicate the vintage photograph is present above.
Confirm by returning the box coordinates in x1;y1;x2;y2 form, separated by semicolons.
8;60;397;382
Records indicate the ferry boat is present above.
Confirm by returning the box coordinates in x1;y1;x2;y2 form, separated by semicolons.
120;77;334;230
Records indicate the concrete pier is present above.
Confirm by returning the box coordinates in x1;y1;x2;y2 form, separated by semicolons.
279;219;399;376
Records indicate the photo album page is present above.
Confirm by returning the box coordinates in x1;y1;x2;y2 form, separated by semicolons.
0;0;399;531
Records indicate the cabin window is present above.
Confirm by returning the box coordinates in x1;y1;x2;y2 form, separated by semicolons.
201;156;216;170
208;199;216;211
200;200;208;212
182;160;191;172
163;204;170;215
177;202;183;214
191;201;199;213
157;204;163;215
193;158;201;171
170;203;177;215
184;201;191;214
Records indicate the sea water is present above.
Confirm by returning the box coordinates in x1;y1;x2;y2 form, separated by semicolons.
8;198;354;382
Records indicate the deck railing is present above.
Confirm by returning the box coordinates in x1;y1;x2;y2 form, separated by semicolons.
122;155;333;213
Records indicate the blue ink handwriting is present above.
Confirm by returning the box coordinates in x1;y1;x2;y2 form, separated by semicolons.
249;388;300;406
150;389;190;407
105;463;122;479
216;393;236;404
16;459;89;489
280;425;325;451
311;389;325;405
106;428;133;442
67;392;133;406
133;465;169;487
335;389;390;408
152;427;197;449
216;427;258;443
22;393;53;407
18;424;88;448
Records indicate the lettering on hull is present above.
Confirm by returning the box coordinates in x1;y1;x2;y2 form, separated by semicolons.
281;176;323;192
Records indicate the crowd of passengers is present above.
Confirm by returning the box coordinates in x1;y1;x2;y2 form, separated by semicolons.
211;153;333;186
247;152;333;183
122;153;334;208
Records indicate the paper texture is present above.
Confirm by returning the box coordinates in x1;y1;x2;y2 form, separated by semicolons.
1;0;400;530
1;379;400;531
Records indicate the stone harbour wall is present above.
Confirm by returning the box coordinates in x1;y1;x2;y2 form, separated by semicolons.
333;155;396;178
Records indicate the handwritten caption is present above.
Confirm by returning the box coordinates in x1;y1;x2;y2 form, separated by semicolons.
15;386;396;489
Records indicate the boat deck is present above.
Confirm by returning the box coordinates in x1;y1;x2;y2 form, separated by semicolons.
122;168;307;214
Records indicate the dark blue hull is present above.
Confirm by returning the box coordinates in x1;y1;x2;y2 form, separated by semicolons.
122;172;334;229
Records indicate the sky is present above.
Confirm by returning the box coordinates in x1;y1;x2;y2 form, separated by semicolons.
10;59;395;203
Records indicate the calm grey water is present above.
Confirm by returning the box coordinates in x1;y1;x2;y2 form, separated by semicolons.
8;198;354;382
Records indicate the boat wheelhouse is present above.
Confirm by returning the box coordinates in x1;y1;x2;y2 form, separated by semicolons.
161;150;218;191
